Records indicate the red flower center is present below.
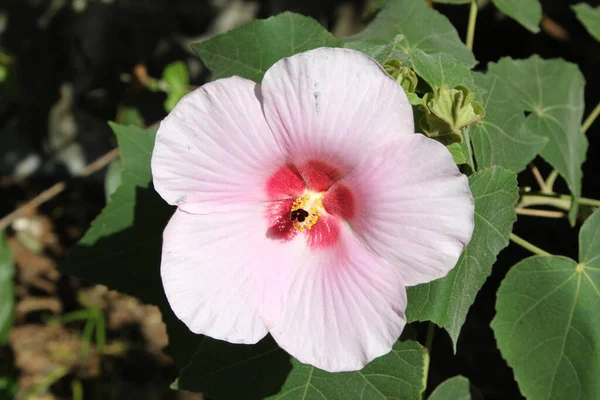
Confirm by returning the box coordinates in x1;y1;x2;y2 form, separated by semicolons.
265;161;355;248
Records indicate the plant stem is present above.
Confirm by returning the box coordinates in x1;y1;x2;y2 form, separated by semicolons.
544;170;559;194
516;208;566;218
0;147;119;231
466;0;478;51
581;102;600;133
530;164;547;191
509;233;551;256
425;322;436;355
519;193;600;210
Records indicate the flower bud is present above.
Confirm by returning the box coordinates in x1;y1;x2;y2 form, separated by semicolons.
383;59;418;94
419;85;484;145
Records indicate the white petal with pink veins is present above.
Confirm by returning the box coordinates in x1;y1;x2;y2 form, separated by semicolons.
261;48;414;172
151;76;284;214
268;224;407;372
161;206;302;344
343;134;474;286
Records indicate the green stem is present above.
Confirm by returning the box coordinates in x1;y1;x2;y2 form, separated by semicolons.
425;322;436;355
510;233;551;256
72;379;84;400
466;0;478;51
544;170;559;194
519;193;600;210
581;102;600;133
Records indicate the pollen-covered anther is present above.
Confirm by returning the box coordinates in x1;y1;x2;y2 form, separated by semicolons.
290;191;325;232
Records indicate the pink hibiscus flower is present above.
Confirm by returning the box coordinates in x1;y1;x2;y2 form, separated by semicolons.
151;48;474;372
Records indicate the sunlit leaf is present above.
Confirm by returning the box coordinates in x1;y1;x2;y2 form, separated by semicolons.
344;0;476;67
410;49;476;90
407;166;518;348
163;61;190;112
193;12;342;82
492;210;600;399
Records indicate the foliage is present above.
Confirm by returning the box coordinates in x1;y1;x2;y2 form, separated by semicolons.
53;0;599;399
0;232;14;346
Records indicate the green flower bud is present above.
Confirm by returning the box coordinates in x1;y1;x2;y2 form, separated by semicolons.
383;59;418;94
419;84;485;145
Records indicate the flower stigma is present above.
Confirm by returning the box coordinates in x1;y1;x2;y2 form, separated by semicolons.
290;191;325;232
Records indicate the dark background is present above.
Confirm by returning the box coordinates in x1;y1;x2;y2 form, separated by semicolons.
0;0;598;399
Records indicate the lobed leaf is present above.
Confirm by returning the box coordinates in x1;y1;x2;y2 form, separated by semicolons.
410;49;476;90
487;56;586;224
193;12;342;82
344;0;476;67
492;210;600;399
178;337;428;400
470;71;548;173
406;166;518;348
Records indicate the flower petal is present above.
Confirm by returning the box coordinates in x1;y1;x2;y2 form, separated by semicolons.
343;135;474;286
152;76;284;213
268;224;407;372
261;48;414;171
161;206;301;344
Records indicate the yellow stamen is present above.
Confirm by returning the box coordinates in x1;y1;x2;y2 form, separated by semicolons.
290;191;325;232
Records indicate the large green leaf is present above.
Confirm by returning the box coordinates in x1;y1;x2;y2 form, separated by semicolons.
406;167;518;348
410;49;475;90
344;0;476;67
491;0;542;33
60;124;202;369
192;12;342;82
492;210;600;400
428;376;482;400
0;232;14;345
470;71;548;173
487;56;586;224
179;337;428;400
572;3;600;42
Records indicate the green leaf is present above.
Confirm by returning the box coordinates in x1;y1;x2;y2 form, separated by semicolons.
60;123;203;369
488;56;586;224
0;232;14;346
491;0;542;33
119;107;145;127
492;211;600;399
572;3;600;42
428;376;482;400
344;0;476;67
104;158;122;203
406;167;518;348
470;71;548;173
179;337;428;400
447;143;467;165
431;0;470;4
193;12;342;82
162;61;190;112
579;208;600;269
410;49;476;90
